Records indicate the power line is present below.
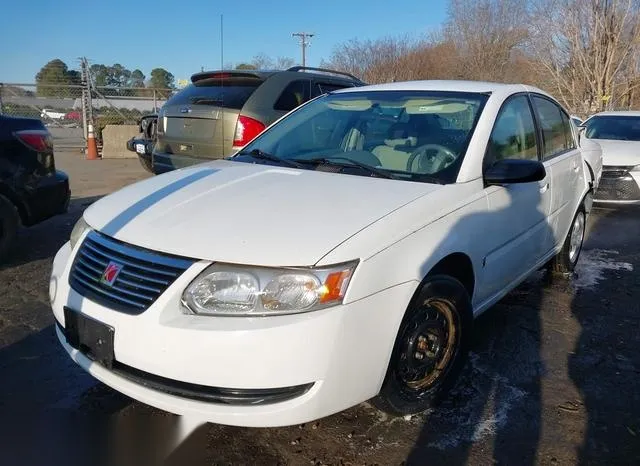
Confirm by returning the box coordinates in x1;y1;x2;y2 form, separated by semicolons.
292;32;314;67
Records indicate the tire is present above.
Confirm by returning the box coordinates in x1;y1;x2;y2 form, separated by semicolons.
138;155;154;174
549;204;586;274
372;275;473;416
0;194;20;262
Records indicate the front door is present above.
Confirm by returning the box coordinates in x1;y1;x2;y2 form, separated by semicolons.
477;95;552;303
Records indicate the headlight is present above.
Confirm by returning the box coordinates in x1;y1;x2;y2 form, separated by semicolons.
182;261;358;316
69;217;90;249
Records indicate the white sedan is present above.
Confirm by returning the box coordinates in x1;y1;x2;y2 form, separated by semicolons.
50;81;592;427
581;111;640;204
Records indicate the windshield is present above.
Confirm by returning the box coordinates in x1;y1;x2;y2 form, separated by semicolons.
584;115;640;141
237;90;488;183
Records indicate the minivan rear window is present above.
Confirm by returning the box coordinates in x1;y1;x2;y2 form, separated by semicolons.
165;78;263;109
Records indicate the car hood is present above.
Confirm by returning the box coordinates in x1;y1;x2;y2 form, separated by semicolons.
592;139;640;166
83;160;442;266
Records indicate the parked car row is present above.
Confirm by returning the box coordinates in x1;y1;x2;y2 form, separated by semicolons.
54;79;605;427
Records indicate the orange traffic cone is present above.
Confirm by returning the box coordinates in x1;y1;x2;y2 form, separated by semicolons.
86;123;99;160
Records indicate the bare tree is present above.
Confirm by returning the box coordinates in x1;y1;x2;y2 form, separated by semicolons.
320;35;422;83
445;0;531;81
530;0;640;115
275;56;296;69
251;53;274;70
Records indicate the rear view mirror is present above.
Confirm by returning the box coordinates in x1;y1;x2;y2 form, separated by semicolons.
485;159;546;186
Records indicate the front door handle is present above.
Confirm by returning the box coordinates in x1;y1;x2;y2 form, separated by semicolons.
539;183;549;193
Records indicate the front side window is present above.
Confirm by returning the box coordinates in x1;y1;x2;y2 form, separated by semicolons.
532;96;572;158
238;90;489;184
486;95;538;166
584;115;640;141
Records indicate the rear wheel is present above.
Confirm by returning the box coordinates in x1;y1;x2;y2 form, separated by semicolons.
0;194;20;262
549;205;586;274
373;275;472;415
138;155;154;173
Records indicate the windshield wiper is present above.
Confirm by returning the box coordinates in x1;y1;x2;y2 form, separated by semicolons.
239;149;304;169
295;156;395;179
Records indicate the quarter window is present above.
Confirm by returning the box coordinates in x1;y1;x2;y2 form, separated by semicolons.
274;80;311;111
532;96;574;158
486;95;539;166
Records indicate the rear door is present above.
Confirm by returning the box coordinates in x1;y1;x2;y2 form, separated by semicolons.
530;95;583;251
157;73;264;160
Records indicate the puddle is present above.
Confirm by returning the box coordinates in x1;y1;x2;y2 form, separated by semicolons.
573;249;633;290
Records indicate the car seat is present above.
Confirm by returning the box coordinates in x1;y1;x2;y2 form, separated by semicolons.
372;122;418;170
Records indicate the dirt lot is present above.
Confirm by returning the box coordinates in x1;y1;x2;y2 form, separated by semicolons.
0;152;638;466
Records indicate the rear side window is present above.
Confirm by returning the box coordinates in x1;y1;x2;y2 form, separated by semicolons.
274;80;311;112
532;96;574;159
165;78;263;109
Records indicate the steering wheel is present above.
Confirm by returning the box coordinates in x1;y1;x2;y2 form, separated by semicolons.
406;144;457;174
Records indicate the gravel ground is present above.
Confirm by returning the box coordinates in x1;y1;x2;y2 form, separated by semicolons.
0;152;638;466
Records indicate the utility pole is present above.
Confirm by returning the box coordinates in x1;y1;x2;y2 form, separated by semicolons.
79;57;93;141
292;32;314;67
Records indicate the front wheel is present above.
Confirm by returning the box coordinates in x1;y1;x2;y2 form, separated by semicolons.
549;205;586;274
372;275;472;416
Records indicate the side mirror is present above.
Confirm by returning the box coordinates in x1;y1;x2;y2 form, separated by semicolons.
485;159;546;186
577;125;586;143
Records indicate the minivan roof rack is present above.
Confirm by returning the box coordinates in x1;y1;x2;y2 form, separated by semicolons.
286;66;364;83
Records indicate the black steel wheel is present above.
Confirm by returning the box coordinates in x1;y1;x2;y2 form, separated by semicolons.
373;275;472;415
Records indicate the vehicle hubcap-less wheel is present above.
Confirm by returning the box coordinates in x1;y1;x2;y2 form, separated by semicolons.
569;211;585;264
398;299;458;391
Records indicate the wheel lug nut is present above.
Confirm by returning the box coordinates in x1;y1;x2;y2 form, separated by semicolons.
414;352;424;360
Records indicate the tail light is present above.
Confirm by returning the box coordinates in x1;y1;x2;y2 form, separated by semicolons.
14;130;53;152
233;115;266;147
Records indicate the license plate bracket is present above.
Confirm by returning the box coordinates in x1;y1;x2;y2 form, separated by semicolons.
63;307;115;369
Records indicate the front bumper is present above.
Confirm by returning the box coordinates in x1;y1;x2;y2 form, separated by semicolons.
50;240;417;427
594;166;640;204
23;170;71;226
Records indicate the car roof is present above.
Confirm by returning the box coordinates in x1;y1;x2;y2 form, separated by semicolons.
191;68;361;84
331;79;551;97
588;110;640;117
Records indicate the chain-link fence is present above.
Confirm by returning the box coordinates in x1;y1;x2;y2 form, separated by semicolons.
0;82;175;148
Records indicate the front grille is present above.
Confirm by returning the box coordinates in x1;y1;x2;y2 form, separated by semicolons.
69;231;195;314
596;167;640;201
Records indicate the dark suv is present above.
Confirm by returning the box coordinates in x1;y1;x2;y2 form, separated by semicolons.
0;115;70;261
152;66;364;174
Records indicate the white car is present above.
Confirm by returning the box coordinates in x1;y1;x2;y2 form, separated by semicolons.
40;109;66;120
581;111;640;204
50;81;592;427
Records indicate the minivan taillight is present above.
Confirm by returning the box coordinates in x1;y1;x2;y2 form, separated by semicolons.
14;130;53;152
233;116;266;147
